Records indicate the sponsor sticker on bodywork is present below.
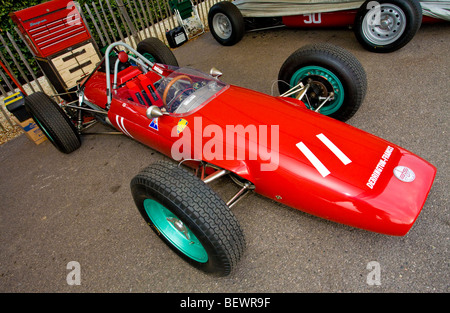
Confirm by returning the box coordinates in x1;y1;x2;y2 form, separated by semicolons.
393;166;415;183
366;146;394;189
177;118;188;134
149;118;158;131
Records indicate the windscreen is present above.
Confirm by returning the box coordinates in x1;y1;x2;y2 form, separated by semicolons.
155;66;228;115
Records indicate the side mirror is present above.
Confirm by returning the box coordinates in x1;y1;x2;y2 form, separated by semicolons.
210;67;223;79
146;105;164;119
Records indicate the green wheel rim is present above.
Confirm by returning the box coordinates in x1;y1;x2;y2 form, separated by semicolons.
33;114;54;143
290;66;345;116
142;52;156;63
143;199;208;263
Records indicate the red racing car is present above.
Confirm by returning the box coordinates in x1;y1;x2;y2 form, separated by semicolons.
24;39;436;276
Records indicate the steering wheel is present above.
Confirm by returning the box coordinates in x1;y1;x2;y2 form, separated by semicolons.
162;75;193;106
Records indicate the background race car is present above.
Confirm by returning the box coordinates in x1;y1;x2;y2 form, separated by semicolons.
208;0;450;52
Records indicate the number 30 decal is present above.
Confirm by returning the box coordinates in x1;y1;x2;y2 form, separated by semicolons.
303;13;322;24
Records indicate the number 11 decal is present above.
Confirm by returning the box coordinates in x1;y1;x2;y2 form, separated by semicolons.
296;133;351;177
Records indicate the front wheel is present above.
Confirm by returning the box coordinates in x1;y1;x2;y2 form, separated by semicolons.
25;92;81;153
278;43;367;122
354;0;422;53
130;161;246;276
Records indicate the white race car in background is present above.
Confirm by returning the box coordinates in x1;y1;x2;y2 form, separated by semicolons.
208;0;450;52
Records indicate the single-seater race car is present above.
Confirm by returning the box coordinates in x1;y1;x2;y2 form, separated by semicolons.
24;38;436;276
208;0;450;52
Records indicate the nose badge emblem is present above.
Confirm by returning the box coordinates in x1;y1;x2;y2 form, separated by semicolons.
393;166;415;183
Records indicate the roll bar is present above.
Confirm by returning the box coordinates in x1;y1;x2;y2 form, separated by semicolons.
104;42;155;106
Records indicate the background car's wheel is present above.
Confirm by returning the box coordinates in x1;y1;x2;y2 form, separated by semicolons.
208;1;245;46
354;0;422;53
24;92;81;154
131;161;246;276
278;43;367;122
137;37;179;66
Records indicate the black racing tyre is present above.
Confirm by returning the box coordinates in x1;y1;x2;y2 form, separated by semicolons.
208;1;245;46
24;92;81;154
354;0;422;53
137;37;179;66
278;43;367;122
130;160;246;276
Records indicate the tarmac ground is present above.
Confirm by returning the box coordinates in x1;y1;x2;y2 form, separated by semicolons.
0;22;449;294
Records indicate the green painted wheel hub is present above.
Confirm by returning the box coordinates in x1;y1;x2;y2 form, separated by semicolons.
143;199;208;263
33;115;54;143
290;66;344;116
142;52;156;63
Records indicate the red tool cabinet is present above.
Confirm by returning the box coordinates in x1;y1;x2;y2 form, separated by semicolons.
10;0;101;96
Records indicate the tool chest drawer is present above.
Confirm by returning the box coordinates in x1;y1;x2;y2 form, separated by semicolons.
50;42;100;88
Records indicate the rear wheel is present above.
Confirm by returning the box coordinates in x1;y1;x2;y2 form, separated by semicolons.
354;0;422;53
208;1;245;46
137;37;179;66
131;161;246;276
24;92;81;153
278;43;367;122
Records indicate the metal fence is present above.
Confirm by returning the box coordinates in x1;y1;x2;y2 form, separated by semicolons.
0;0;224;140
82;0;223;49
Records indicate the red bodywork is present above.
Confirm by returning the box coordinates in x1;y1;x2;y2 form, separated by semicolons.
282;9;443;28
83;64;436;236
282;10;358;28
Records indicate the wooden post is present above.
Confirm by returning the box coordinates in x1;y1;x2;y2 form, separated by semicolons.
116;0;141;46
6;31;44;92
84;4;107;47
0;33;34;93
